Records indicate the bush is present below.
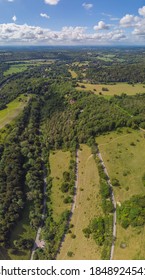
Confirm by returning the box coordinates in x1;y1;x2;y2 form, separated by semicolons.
102;87;109;91
61;182;69;193
63;196;73;204
67;251;74;257
71;234;76;239
82;227;91;238
112;178;120;186
130;142;136;146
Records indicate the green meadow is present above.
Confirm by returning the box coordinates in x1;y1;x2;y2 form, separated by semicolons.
0;94;30;129
77;82;145;96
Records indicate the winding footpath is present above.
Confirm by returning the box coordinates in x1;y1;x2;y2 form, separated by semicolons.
30;163;47;260
97;150;117;260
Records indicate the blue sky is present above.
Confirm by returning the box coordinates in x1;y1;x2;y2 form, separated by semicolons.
0;0;145;45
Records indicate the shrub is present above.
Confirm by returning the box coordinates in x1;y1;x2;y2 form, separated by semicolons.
67;251;74;257
71;234;76;239
112;178;120;186
102;87;109;91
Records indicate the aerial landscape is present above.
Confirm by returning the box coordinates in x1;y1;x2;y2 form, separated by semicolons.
1;0;145;260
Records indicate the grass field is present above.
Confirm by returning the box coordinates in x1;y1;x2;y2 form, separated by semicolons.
68;69;77;78
76;82;145;96
96;55;115;62
0;94;30;129
96;128;145;259
4;60;54;76
57;144;103;260
72;62;89;67
96;54;124;63
113;224;145;260
49;150;71;222
4;64;28;76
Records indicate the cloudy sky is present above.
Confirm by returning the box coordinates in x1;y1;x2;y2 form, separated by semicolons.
0;0;145;45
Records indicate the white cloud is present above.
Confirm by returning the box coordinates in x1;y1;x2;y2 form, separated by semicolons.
109;30;126;41
12;15;17;22
133;28;145;36
59;26;87;41
94;21;110;31
119;6;145;40
120;14;139;27
40;13;50;19
82;3;93;10
138;6;145;17
44;0;59;5
132;18;145;36
91;29;126;42
0;23;127;45
7;0;15;2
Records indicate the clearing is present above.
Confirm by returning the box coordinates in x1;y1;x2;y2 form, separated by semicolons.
96;128;145;259
4;60;54;76
0;203;35;260
76;82;145;96
4;64;28;76
68;70;77;78
0;94;30;129
57;144;103;260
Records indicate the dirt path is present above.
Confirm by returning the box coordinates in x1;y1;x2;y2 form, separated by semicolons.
30;164;47;260
97;150;116;260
